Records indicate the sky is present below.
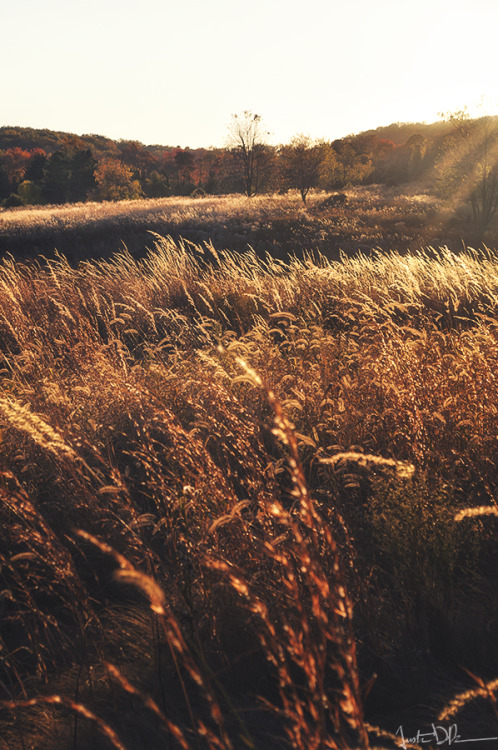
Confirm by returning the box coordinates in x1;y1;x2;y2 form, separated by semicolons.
2;0;498;148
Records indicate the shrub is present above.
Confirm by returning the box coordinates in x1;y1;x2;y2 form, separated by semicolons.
2;192;23;207
17;179;42;205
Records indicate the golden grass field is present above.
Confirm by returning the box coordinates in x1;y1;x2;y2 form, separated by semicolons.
0;186;458;262
0;196;498;748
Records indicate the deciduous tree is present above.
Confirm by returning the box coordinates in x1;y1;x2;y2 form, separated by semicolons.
17;180;42;205
436;109;498;237
118;140;156;183
279;135;326;203
226;111;268;197
2;147;32;188
94;158;142;201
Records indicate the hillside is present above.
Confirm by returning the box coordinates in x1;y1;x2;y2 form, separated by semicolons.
1;113;498;267
0;186;474;263
5;116;494;155
361;118;454;145
0;125;122;156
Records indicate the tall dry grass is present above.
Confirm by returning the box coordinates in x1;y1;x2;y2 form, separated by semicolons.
0;186;448;261
0;237;497;747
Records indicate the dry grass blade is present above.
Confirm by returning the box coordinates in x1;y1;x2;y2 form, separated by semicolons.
113;569;167;615
0;695;126;750
320;453;415;479
0;396;78;460
105;662;192;750
455;506;498;521
438;678;498;721
2;235;498;748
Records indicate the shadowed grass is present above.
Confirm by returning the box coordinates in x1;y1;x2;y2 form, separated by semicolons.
0;238;497;747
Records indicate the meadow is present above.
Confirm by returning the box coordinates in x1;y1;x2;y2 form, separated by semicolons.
0;186;460;263
0;192;498;748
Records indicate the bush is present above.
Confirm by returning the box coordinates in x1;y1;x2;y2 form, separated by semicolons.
17;179;43;205
3;192;23;207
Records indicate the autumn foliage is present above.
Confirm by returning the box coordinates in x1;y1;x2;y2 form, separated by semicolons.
2;116;498;223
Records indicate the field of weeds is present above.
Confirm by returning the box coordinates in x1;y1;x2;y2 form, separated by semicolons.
1;237;498;748
0;186;468;263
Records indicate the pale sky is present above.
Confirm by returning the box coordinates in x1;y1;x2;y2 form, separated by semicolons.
2;0;497;148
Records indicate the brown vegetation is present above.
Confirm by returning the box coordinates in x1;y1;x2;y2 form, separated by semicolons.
2;114;497;217
0;236;497;747
0;185;482;263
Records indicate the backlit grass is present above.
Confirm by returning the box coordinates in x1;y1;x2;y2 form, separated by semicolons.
0;238;497;748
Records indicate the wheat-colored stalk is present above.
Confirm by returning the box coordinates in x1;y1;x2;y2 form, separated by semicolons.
438;678;498;721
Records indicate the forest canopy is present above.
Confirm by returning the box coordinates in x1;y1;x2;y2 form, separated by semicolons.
1;115;497;214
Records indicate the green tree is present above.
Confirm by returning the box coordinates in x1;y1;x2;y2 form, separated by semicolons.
41;148;97;204
0;165;10;200
42;150;71;203
3;193;23;208
24;150;47;184
335;140;373;187
17;180;42;205
318;144;340;190
69;148;97;202
145;170;171;198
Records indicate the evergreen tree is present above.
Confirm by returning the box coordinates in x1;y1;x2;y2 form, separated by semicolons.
42;151;71;203
145;170;171;197
69;148;97;201
24;151;47;184
0;166;10;200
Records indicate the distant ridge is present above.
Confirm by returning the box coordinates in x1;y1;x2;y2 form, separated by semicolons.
0;126;177;157
2;116;498;155
360;115;498;145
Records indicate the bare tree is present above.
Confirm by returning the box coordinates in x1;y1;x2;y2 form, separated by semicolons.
227;111;268;197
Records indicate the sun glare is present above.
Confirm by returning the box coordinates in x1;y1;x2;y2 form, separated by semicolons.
2;0;498;145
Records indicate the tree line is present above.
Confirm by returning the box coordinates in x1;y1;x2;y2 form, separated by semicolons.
1;112;497;223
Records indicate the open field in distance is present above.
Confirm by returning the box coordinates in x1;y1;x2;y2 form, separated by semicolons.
0;186;483;262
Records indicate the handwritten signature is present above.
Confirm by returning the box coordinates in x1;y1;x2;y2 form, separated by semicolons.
396;724;498;748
